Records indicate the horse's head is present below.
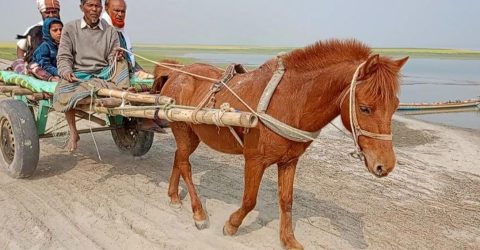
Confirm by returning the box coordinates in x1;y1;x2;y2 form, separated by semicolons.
339;54;408;177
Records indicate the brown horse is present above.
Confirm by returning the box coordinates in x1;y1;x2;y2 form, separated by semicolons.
159;39;408;249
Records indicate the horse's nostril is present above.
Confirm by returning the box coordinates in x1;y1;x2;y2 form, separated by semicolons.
375;165;385;176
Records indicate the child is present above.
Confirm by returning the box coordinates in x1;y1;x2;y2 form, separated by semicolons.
30;18;63;82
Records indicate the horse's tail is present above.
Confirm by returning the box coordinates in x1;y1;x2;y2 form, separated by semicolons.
151;59;182;94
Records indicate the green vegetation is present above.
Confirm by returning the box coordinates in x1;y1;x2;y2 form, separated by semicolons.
0;43;17;61
132;44;293;71
373;48;480;60
1;42;480;72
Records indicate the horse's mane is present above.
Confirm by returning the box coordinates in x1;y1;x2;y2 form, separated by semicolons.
284;39;400;103
283;39;371;71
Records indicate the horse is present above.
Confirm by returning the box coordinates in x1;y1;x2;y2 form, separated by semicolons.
150;59;182;94
158;39;408;249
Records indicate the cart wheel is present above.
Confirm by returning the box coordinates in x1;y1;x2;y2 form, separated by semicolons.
111;117;154;157
0;100;39;178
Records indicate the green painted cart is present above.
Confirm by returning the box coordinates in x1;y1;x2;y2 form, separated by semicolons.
0;78;155;179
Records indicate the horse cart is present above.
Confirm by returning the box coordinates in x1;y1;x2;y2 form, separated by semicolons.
0;70;257;178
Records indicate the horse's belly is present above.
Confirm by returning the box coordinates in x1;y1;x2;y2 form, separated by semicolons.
192;125;244;154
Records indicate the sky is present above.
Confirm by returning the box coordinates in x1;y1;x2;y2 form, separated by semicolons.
1;0;479;49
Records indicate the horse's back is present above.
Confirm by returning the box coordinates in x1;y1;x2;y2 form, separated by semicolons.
161;63;223;106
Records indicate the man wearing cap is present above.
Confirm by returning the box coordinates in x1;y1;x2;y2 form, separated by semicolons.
12;0;61;73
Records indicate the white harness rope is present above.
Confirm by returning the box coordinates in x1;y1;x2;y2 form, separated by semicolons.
121;48;392;157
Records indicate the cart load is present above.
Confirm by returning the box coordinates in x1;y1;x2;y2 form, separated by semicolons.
0;70;258;178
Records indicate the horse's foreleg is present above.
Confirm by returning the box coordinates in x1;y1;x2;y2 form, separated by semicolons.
224;159;266;236
277;160;303;250
169;123;207;229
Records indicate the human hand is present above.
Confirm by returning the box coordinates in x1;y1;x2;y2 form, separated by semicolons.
115;47;124;61
62;72;80;83
50;76;61;82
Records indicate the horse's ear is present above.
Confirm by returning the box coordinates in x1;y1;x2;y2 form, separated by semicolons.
394;56;409;69
358;54;379;80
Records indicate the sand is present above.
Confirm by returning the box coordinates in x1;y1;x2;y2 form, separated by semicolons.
0;113;478;249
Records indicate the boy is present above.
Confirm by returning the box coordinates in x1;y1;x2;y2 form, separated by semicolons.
31;18;63;82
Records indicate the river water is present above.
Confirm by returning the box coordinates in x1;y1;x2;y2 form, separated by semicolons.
177;52;480;130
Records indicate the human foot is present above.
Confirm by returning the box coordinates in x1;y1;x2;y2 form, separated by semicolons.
65;134;80;152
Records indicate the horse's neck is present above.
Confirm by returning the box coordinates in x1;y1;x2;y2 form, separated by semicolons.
284;63;356;132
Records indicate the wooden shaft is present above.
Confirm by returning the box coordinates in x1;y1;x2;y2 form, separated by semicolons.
96;89;175;105
94;106;258;128
74;110;107;126
0;86;34;95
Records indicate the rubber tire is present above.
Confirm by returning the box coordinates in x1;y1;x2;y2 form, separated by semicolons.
0;99;39;178
111;117;154;157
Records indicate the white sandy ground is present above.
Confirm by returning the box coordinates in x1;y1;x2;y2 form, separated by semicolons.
0;111;478;249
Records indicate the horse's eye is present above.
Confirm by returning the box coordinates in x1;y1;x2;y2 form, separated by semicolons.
360;106;372;114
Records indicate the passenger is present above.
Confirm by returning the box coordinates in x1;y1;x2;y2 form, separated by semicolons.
30;18;63;82
102;0;153;79
12;0;61;74
54;0;123;151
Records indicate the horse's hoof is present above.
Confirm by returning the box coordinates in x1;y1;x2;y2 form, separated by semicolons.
285;247;304;250
282;240;304;250
194;219;209;230
223;221;238;236
169;201;182;209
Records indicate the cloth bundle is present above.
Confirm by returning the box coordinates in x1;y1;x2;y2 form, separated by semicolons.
36;0;60;12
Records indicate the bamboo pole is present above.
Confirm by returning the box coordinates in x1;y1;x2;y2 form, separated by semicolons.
0;86;35;95
95;97;123;108
94;106;258;128
96;89;175;105
26;93;48;101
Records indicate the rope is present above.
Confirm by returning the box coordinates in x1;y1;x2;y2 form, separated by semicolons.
119;48;218;82
88;86;102;161
122;48;394;144
349;62;366;155
121;48;323;141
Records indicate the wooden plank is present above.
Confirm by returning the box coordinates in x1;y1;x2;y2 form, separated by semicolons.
39;127;116;139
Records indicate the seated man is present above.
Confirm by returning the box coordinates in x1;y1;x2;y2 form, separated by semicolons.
102;0;152;78
31;18;63;82
12;0;61;73
54;0;125;151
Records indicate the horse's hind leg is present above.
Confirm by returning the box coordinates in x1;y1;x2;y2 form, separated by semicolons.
223;158;266;236
169;123;208;229
277;160;303;250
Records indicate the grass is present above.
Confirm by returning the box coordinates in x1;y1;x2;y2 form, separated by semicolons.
0;43;17;61
1;43;480;72
373;48;480;60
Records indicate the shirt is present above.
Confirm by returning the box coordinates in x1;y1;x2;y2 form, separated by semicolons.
57;18;120;76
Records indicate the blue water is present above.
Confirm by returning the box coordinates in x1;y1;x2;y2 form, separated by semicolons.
175;53;480;130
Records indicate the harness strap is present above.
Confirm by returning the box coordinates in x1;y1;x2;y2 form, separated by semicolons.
257;54;321;142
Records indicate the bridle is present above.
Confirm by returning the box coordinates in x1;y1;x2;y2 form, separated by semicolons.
340;62;393;159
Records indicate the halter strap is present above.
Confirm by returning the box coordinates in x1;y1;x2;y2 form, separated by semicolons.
346;62;393;158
